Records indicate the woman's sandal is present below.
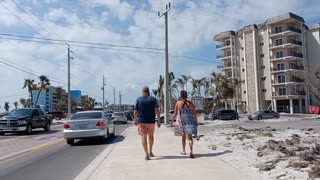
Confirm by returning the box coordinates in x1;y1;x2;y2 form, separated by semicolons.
180;152;187;155
190;154;195;159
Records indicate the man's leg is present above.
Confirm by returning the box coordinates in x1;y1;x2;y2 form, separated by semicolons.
148;135;154;156
141;135;149;159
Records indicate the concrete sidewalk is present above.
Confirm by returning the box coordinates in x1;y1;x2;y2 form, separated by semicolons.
86;126;254;180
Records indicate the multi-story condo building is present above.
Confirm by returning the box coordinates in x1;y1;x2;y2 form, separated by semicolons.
32;86;67;112
214;12;319;114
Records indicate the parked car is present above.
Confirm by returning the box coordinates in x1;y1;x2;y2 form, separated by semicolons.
215;109;239;120
124;111;133;120
63;111;115;145
106;110;114;114
248;110;280;120
0;108;52;135
112;112;127;124
204;113;212;120
46;111;65;120
156;110;175;123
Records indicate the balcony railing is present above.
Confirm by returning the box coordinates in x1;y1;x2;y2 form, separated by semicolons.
216;54;231;59
272;77;304;84
271;65;304;71
216;43;231;49
272;90;306;96
288;51;303;58
288;39;302;46
288;26;302;34
217;64;232;69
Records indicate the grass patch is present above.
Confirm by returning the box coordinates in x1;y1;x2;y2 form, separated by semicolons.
237;133;255;141
208;145;217;150
258;131;274;137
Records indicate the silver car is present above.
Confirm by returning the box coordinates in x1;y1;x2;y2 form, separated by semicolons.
248;110;280;120
63;111;115;145
112;112;127;124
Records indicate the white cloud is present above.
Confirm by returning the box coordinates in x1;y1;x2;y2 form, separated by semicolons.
45;8;81;24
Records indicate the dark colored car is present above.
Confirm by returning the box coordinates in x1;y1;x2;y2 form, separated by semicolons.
215;109;239;120
46;111;65;120
0;108;52;135
124;111;133;120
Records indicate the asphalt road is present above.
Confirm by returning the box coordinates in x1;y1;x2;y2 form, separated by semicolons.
0;122;132;180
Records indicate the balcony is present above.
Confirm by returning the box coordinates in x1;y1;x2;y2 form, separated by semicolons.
272;90;306;97
270;51;304;62
217;64;232;70
270;39;303;50
272;77;304;85
216;53;232;61
269;26;302;38
271;65;304;73
216;43;232;51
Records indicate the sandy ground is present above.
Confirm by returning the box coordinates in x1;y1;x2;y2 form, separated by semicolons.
198;122;320;180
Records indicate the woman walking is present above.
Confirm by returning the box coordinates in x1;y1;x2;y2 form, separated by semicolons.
171;90;198;158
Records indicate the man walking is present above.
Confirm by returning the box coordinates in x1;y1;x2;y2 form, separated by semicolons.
134;86;161;160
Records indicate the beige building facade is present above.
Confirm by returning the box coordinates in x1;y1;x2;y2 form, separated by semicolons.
214;12;319;114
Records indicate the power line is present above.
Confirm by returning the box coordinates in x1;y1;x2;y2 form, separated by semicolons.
0;93;29;99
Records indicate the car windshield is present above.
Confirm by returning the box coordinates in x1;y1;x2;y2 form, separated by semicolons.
70;112;102;120
254;111;263;114
8;109;33;116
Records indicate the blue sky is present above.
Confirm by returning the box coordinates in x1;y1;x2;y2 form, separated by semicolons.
0;0;319;111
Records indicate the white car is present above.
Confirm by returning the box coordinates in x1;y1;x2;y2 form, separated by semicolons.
112;112;128;124
156;110;175;123
63;111;115;145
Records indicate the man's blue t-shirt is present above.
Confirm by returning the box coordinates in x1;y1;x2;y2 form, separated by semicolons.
135;96;159;124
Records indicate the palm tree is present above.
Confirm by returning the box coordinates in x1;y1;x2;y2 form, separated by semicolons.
202;78;211;98
26;99;32;108
22;79;36;107
152;89;158;97
181;75;191;91
20;98;27;108
210;72;239;118
4;102;10;112
34;75;50;107
175;77;185;91
13;101;18;109
54;98;67;111
158;75;164;112
190;78;200;97
86;97;95;110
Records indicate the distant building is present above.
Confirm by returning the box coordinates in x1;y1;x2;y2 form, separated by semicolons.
32;86;67;112
70;90;81;102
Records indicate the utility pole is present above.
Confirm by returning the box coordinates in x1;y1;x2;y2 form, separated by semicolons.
113;87;116;110
67;45;72;118
119;91;122;112
102;75;106;111
158;2;170;124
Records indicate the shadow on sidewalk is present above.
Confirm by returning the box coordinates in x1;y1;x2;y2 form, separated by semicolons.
155;150;232;160
72;135;125;146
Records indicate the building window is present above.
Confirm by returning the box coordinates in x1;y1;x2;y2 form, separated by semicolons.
277;75;286;83
227;72;232;78
242;47;244;50
279;88;286;95
276;63;284;70
262;89;267;92
241;36;243;39
244;91;246;94
242;58;244;61
260;42;264;46
275;39;283;46
242;68;245;72
275;26;283;33
276;51;284;58
261;77;266;81
260;54;264;58
261;65;265;69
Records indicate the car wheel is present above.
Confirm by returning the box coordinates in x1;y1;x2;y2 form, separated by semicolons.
231;116;236;120
66;139;74;145
44;122;51;132
25;124;32;135
258;116;262;120
110;127;115;138
274;115;279;119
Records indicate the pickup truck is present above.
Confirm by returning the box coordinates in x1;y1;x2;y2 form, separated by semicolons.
0;108;52;135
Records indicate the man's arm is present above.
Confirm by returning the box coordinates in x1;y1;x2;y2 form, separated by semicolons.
134;110;139;125
155;108;160;123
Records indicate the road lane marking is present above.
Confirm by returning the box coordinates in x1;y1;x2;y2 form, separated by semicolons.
0;138;65;164
0;136;29;143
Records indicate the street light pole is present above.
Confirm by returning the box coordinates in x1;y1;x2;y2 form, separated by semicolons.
67;45;71;118
158;2;170;124
102;75;106;111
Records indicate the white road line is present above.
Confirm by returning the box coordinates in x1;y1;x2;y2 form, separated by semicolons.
74;128;129;180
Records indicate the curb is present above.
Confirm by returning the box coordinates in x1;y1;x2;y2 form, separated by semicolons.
73;127;129;180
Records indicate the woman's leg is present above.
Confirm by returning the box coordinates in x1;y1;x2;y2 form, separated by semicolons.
181;134;186;154
187;134;194;157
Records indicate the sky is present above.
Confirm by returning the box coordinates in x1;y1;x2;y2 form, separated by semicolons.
0;0;319;111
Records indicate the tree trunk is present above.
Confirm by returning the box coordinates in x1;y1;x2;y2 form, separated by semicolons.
34;88;42;107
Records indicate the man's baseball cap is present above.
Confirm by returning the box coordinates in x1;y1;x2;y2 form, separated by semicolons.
142;86;149;92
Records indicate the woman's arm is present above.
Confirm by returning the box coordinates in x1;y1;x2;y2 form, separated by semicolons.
170;102;179;127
